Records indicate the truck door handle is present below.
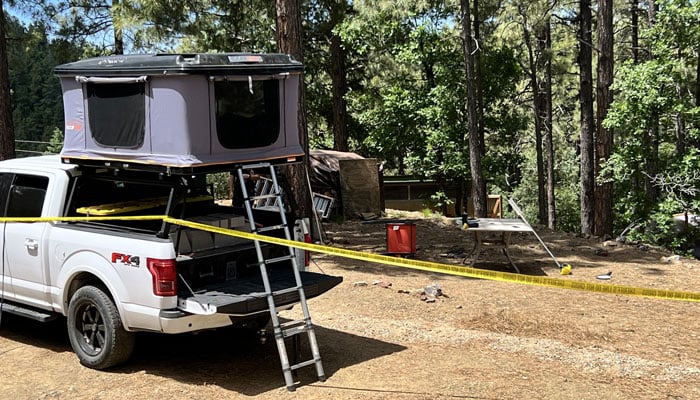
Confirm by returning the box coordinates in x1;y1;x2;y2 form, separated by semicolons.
24;239;38;251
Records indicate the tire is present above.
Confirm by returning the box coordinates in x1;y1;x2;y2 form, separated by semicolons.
67;285;135;369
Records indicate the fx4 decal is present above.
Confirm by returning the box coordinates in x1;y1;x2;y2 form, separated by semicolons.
112;253;140;268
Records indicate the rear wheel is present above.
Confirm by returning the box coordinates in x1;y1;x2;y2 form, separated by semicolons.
67;285;135;369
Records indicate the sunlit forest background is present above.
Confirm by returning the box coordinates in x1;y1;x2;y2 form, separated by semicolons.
1;0;699;252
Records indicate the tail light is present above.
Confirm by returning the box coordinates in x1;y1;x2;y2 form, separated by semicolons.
146;258;177;296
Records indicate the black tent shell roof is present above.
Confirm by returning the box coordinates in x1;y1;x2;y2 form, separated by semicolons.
54;53;303;76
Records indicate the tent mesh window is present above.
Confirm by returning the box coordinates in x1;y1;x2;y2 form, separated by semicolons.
214;80;280;148
86;82;146;148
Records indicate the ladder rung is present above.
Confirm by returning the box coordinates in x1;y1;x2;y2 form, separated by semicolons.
239;162;272;170
280;319;310;337
290;359;318;370
264;254;295;265
249;193;280;201
281;319;306;329
283;325;310;338
256;224;287;233
254;206;282;212
274;286;302;296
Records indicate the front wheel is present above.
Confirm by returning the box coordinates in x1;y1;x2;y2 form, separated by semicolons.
67;285;135;369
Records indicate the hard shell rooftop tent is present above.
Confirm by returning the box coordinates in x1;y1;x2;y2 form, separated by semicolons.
54;53;304;173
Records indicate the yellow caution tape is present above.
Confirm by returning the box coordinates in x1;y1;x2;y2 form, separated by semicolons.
1;215;699;303
165;217;700;303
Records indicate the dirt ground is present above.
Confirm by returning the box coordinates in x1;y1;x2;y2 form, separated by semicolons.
1;212;699;399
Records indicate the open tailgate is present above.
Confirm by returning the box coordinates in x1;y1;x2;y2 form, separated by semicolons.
177;270;343;316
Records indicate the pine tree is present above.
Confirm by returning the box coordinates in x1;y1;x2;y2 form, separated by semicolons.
461;0;486;218
579;0;595;235
276;0;312;219
0;0;15;160
594;0;614;237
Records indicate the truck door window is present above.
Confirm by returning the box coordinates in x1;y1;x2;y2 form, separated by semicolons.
86;82;146;148
5;174;49;218
214;79;280;148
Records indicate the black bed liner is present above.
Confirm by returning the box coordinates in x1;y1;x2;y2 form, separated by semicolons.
180;270;343;316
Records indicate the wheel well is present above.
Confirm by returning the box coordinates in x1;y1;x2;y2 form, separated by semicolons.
66;272;112;308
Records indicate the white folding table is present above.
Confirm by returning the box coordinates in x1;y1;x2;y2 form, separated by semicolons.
463;218;535;273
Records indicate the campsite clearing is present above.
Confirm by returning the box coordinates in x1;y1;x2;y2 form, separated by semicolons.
1;212;699;399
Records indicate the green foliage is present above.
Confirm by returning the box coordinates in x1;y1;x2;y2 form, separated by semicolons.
341;1;526;201
45;128;63;154
625;198;700;255
611;150;700;251
603;0;700;242
207;172;231;201
429;190;453;210
6;17;82;155
605;60;677;133
420;207;443;219
480;46;527;192
3;0;699;253
117;0;277;52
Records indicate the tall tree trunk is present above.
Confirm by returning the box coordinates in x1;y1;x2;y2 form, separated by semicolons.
0;0;15;160
674;82;685;157
330;33;349;152
455;179;464;218
276;0;311;219
329;4;349;153
630;0;639;63
696;48;700;107
473;0;485;156
642;0;659;209
647;0;657;27
691;47;700;151
113;0;124;54
534;90;546;225
538;19;555;230
579;0;595;235
594;0;614;237
520;6;546;224
460;0;486;217
643;121;660;209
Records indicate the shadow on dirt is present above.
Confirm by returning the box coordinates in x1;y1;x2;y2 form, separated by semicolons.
118;322;406;395
0;312;71;353
1;311;404;396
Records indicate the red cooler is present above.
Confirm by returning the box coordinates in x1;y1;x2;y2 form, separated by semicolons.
386;223;417;256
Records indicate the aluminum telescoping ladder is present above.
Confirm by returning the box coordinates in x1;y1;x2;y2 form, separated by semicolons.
236;163;325;391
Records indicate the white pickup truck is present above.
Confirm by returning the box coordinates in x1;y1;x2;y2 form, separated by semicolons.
0;155;341;370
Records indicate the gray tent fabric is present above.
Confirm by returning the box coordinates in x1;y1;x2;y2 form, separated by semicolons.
56;53;304;169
